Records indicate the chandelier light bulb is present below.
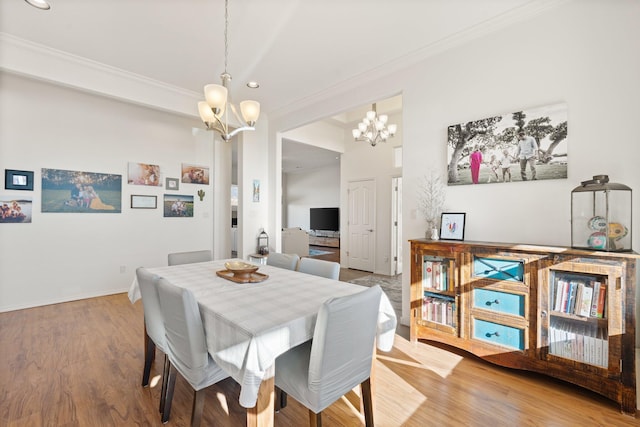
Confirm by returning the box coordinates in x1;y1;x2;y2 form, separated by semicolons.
198;101;216;123
352;129;361;138
379;114;388;124
388;124;398;135
240;100;261;125
358;122;367;133
204;84;228;114
366;110;376;121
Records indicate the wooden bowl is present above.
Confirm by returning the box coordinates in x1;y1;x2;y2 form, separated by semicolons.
224;261;259;279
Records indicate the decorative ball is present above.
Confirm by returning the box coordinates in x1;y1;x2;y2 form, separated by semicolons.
587;232;607;249
588;216;607;231
608;222;628;240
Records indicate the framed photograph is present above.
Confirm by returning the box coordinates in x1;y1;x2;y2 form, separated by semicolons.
447;102;567;186
181;164;210;185
440;212;466;241
253;179;260;202
166;177;179;190
131;195;157;209
163;194;194;217
127;162;161;186
5;170;34;191
41;168;122;213
0;196;32;223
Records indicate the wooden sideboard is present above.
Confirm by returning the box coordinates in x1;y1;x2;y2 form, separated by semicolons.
410;239;638;415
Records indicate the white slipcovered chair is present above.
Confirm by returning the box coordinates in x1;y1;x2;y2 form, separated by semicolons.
267;252;300;270
136;267;170;416
167;250;212;266
156;278;229;426
297;257;340;280
275;285;383;427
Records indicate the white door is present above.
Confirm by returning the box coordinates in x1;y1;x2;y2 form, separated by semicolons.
347;179;376;272
391;177;403;275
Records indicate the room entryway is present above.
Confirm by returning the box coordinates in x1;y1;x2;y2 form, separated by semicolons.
347;179;376;272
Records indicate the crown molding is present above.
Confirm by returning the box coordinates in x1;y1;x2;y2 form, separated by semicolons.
0;32;202;118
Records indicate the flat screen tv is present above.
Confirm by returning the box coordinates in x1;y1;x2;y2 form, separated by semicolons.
310;207;339;232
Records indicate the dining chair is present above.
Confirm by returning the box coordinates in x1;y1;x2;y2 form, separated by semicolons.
297;257;340;280
156;277;229;427
266;252;300;270
275;285;383;427
136;267;171;415
167;250;212;266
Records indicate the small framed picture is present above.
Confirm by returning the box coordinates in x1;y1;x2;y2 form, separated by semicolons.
131;195;157;209
440;212;466;241
5;169;34;191
166;177;179;190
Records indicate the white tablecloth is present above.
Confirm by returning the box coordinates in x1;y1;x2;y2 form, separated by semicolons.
128;259;397;408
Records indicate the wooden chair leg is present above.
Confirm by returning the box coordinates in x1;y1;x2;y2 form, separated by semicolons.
161;364;177;423
142;329;156;386
159;355;170;414
191;389;206;427
361;378;374;427
309;409;321;427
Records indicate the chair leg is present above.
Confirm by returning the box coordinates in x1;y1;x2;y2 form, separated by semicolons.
161;363;177;423
191;389;206;427
361;378;374;427
159;354;170;414
142;330;156;386
275;386;288;411
309;409;321;427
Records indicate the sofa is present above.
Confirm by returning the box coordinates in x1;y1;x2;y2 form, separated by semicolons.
281;227;309;257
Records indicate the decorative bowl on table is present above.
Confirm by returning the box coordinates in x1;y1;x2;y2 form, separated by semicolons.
224;261;259;279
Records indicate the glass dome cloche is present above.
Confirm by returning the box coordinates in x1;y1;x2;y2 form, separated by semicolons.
571;175;632;252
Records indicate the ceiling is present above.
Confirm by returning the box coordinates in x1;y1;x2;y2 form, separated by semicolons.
1;0;560;172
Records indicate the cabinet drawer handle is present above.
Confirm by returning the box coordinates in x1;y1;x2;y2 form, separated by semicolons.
485;331;500;338
485;299;500;306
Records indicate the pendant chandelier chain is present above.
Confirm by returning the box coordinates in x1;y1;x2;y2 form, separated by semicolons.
223;0;229;75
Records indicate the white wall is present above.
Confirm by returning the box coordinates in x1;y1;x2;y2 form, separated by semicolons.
284;164;341;230
0;73;214;311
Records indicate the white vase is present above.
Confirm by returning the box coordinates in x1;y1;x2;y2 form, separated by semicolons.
430;228;439;240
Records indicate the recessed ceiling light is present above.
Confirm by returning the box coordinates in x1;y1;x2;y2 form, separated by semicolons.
247;81;259;89
25;0;50;10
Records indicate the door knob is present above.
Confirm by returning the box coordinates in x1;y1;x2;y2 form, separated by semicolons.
367;229;374;232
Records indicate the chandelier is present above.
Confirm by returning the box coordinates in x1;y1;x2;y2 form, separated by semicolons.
351;103;397;146
198;0;260;141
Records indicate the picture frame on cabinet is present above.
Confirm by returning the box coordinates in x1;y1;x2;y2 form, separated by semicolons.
440;212;465;241
5;169;34;191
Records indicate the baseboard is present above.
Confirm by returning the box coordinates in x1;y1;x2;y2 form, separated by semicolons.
0;287;130;313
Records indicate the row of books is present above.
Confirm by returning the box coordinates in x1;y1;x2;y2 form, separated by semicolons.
548;318;608;367
422;259;452;291
422;292;456;328
551;277;606;318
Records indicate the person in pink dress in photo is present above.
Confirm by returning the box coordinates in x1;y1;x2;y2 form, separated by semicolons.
470;145;483;184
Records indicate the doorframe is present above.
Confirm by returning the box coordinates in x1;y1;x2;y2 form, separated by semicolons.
391;176;402;276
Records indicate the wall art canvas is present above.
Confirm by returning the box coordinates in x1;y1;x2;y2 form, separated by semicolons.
447;102;568;186
0;196;32;223
41;168;122;213
253;180;260;202
163;194;194;217
128;162;161;186
181;164;210;185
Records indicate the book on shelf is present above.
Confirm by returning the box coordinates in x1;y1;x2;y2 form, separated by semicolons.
422;291;456;328
422;258;450;291
552;276;606;319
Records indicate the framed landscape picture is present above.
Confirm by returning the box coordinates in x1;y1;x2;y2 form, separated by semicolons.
163;194;194;217
0;196;32;223
181;164;209;185
447;102;568;186
41;168;122;213
128;162;161;186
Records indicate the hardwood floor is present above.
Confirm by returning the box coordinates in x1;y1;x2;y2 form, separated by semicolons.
1;293;637;426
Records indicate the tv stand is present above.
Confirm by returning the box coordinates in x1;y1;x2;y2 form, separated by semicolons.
309;231;340;248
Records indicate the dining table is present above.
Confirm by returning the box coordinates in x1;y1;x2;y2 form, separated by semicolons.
128;258;397;427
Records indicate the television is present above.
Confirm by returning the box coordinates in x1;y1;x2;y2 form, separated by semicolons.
310;207;339;232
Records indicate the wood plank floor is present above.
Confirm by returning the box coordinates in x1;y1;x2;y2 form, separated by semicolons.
1;293;637;426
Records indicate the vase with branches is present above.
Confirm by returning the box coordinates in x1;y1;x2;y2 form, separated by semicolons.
417;172;446;239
